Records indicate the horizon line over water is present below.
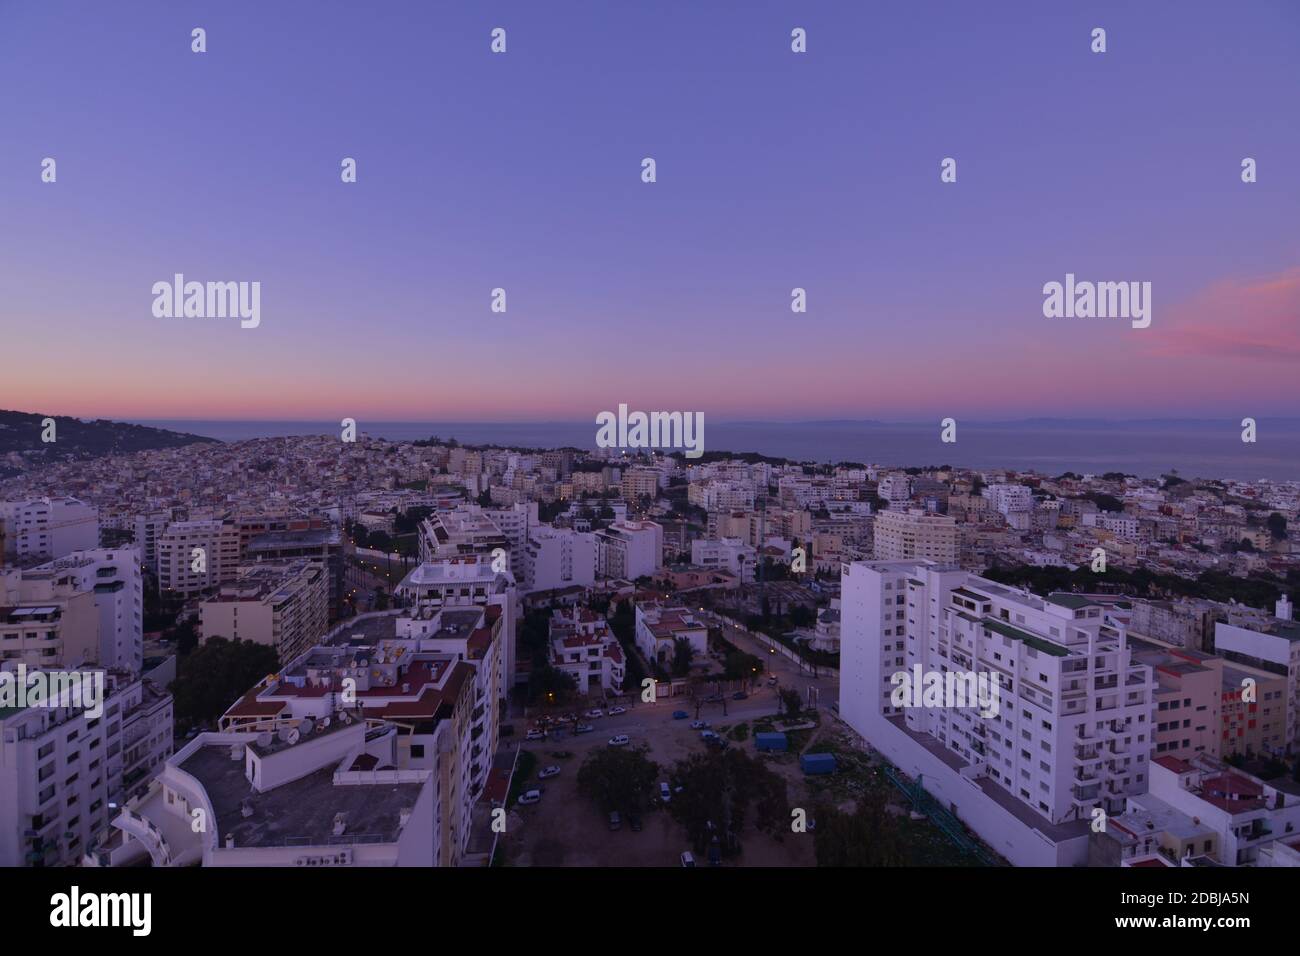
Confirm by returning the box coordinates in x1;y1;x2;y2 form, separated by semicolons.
131;419;1300;483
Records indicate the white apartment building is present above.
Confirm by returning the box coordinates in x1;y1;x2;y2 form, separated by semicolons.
29;548;144;674
634;602;708;667
840;560;1156;867
549;607;625;695
877;474;913;507
1083;512;1140;540
687;480;756;512
595;519;663;581
872;509;959;563
0;497;99;563
396;554;519;688
1;670;172;867
417;506;511;564
520;526;596;595
157;519;241;596
200;559;329;665
982;483;1034;516
88;721;438;868
691;537;756;581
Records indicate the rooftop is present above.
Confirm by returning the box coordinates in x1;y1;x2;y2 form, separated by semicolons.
180;744;423;849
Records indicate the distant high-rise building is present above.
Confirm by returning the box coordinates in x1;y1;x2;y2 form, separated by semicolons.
0;497;99;563
872;509;958;563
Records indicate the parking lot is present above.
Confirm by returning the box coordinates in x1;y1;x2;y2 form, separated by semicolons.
500;696;818;867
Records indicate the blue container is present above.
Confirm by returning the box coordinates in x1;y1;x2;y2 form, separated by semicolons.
755;732;788;752
800;752;836;775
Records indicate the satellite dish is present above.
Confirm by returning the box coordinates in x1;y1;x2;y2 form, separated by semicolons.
300;718;316;736
320;716;332;729
277;726;294;743
287;728;301;745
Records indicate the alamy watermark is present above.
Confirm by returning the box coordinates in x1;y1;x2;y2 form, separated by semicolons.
152;273;261;329
1042;273;1150;329
0;665;104;719
595;403;704;459
890;665;1001;718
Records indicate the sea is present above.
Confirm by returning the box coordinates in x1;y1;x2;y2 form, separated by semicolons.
132;419;1300;483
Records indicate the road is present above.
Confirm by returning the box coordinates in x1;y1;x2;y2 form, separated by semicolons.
699;611;840;715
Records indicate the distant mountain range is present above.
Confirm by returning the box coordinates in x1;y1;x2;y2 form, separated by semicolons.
0;410;220;467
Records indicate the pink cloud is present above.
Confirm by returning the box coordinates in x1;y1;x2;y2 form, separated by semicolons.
1144;267;1300;361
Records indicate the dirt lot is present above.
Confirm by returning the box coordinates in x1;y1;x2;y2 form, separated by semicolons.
498;703;817;867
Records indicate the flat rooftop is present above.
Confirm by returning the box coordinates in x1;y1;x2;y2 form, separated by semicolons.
180;744;423;849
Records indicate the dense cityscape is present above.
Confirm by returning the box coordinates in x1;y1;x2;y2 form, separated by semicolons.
2;419;1297;876
5;0;1295;938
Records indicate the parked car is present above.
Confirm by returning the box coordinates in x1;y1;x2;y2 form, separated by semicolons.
672;710;689;720
680;851;696;868
608;734;630;746
537;765;561;779
628;813;643;832
517;789;543;805
732;691;747;700
767;676;778;686
586;709;604;719
699;730;718;741
575;723;594;734
690;720;710;730
608;811;622;831
525;729;546;741
659;782;672;803
608;706;627;715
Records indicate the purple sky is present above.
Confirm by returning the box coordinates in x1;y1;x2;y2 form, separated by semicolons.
1;0;1297;421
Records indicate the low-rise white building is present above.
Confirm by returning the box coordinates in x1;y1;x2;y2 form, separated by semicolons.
634;602;707;668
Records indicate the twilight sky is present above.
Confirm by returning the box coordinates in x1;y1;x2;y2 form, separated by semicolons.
1;0;1297;422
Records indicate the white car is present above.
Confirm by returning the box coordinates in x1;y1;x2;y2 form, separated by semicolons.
608;734;630;746
585;709;604;719
680;851;696;868
525;729;546;741
537;765;561;779
608;706;627;715
517;789;543;805
659;782;672;803
690;720;710;730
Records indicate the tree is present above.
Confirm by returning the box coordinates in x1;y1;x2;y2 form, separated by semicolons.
778;688;802;719
577;745;660;814
172;619;198;657
1268;512;1288;541
527;663;578;707
672;637;695;677
170;637;280;729
668;749;789;856
813;791;911;866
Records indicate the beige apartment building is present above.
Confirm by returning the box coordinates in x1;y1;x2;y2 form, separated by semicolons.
157;520;241;596
1221;661;1289;758
1128;637;1222;762
0;568;100;668
200;560;328;665
872;509;958;563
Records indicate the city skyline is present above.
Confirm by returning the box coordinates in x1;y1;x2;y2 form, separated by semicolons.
3;0;1298;422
